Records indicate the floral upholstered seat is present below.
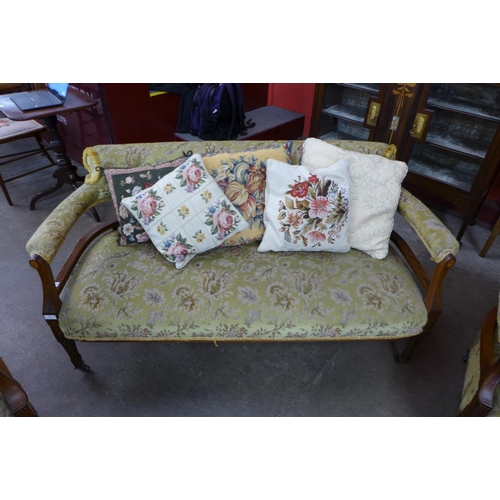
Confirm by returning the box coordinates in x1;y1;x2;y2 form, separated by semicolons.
59;238;428;342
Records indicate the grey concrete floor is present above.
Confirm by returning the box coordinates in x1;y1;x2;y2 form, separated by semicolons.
1;137;500;417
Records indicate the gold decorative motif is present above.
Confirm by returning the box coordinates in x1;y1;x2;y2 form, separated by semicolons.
388;83;417;144
410;113;428;139
366;102;381;126
392;83;416;98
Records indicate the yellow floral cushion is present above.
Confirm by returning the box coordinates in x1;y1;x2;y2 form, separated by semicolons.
202;145;289;246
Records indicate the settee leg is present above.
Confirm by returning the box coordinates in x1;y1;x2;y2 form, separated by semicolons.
57;336;91;372
396;336;422;363
48;321;91;372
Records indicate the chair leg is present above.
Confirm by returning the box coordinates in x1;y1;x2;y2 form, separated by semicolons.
479;215;500;257
0;172;13;205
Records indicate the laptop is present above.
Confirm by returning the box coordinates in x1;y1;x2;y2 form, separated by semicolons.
10;83;70;111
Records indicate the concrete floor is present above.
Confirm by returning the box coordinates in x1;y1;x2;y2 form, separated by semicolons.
1;136;500;417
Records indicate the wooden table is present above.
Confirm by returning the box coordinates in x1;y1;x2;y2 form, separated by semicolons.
0;88;98;211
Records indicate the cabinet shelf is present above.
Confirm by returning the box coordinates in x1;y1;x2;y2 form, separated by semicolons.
322;104;365;124
320;130;368;141
427;83;500;123
427;98;500;123
339;83;380;94
425;131;489;159
408;143;481;192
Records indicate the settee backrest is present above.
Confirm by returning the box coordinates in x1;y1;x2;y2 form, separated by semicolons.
82;139;396;199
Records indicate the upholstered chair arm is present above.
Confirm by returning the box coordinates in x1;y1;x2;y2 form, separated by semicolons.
397;188;460;263
26;182;110;264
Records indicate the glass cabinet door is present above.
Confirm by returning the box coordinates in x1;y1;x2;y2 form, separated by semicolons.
316;84;381;141
407;83;500;192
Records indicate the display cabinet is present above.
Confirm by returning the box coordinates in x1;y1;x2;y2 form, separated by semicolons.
311;83;500;241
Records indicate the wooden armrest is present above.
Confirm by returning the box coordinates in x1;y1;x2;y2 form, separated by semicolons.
391;230;456;318
478;305;500;410
29;220;118;318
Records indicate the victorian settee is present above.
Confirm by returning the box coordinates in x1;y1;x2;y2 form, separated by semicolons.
25;138;460;373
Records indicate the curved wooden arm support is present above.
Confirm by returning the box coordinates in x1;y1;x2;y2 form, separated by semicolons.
29;254;61;317
29;219;118;318
0;358;38;417
460;306;500;416
391;230;456;317
55;219;118;290
391;231;456;363
391;231;431;291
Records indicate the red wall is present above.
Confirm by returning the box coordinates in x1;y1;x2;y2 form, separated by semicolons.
267;83;316;136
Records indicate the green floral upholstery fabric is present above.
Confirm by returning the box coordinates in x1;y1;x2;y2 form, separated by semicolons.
26;182;110;264
59;235;428;342
459;326;500;417
397;188;460;263
82;139;396;185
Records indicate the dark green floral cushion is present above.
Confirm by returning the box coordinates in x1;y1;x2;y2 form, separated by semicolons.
59;235;428;342
104;156;188;245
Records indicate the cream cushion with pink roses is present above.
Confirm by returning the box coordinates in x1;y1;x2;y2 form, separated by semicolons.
121;154;248;269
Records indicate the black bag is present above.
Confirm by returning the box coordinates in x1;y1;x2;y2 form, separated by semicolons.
189;83;255;140
149;83;198;133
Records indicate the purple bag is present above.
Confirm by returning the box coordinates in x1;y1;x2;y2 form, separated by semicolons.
189;83;254;140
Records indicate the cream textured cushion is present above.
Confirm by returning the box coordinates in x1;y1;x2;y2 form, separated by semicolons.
258;158;351;253
121;154;248;269
301;138;408;259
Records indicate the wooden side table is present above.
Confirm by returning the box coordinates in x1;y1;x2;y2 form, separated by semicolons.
0;88;99;213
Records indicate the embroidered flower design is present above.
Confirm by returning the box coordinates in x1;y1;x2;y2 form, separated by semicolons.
205;200;241;240
308;196;332;219
289;181;309;198
178;205;190;219
201;190;212;203
279;174;349;247
176;157;206;193
157;222;168;235
162;234;194;264
130;189;164;226
163;183;175;194
194;230;206;243
122;223;134;236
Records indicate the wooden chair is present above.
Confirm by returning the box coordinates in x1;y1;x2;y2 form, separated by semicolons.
0;116;57;206
0;357;38;417
459;304;500;416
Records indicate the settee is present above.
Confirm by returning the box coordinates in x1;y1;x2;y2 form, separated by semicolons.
26;139;460;372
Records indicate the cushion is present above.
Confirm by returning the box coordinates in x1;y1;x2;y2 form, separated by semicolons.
301;138;408;259
202;145;290;246
258;158;351;253
121;154;248;269
104;156;188;245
